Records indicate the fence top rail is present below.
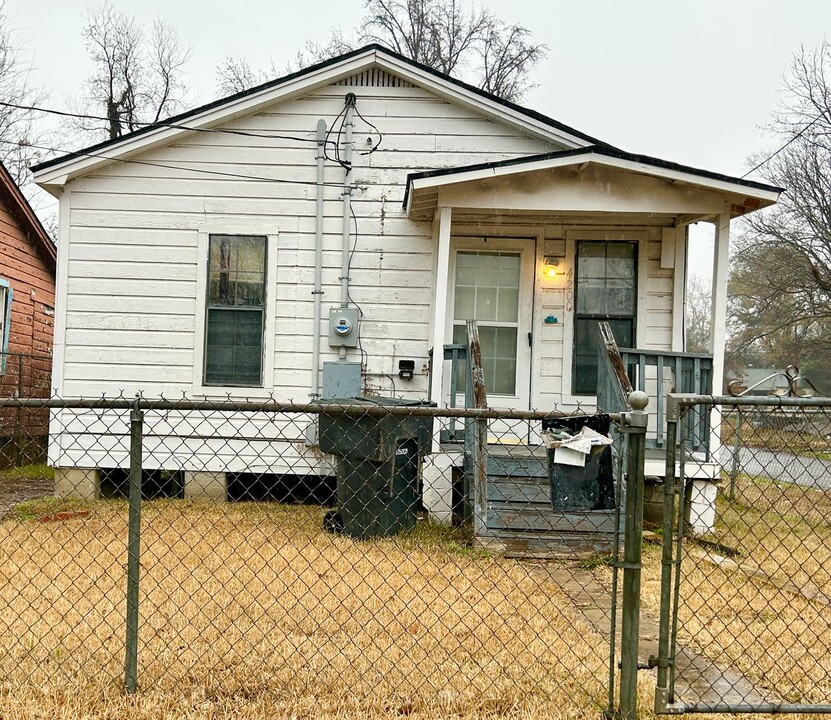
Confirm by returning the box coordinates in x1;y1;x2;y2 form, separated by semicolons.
667;392;831;418
0;395;623;422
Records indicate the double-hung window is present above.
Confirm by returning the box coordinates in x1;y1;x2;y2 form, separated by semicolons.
203;235;267;387
573;241;637;395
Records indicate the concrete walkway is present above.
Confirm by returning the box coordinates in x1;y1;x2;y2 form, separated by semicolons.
531;561;772;709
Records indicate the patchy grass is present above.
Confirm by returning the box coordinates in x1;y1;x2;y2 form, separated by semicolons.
0;500;612;719
0;463;54;481
10;496;89;522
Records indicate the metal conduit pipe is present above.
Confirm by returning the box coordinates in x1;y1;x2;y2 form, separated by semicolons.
338;93;356;361
310;119;326;398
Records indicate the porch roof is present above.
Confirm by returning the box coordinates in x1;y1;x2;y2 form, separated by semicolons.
403;145;783;221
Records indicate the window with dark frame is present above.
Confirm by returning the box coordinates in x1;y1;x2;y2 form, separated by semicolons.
204;235;267;387
0;280;11;375
573;241;637;395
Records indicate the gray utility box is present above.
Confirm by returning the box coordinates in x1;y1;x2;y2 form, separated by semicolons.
328;307;360;348
322;362;361;400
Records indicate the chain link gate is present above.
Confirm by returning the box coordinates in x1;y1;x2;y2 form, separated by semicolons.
655;394;831;714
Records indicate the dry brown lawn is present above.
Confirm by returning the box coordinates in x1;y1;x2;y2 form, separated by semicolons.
637;475;831;710
0;499;612;719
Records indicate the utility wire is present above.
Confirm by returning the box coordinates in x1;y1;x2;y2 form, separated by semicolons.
741;114;823;179
0;138;346;189
354;106;382;155
0;99;333;146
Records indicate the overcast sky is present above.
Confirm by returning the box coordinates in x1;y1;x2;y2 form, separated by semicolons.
10;0;831;273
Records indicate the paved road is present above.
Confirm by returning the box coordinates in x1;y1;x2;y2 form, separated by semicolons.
718;446;831;491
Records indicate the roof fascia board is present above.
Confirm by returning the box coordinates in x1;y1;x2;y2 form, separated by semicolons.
33;51;377;186
408;153;781;205
374;54;593;148
599;155;781;203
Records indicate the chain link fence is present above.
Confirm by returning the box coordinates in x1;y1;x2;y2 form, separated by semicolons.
0;352;52;471
0;394;637;718
655;396;831;714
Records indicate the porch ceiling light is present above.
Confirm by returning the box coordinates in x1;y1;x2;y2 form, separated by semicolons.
544;257;561;278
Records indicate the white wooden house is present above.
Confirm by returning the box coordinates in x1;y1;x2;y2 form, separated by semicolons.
33;45;780;538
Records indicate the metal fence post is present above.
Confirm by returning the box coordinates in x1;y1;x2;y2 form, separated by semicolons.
653;407;678;714
125;397;143;694
619;390;648;720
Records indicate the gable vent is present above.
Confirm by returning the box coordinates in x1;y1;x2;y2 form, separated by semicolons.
335;69;414;88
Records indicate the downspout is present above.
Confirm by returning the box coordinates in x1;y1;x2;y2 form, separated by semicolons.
339;93;356;360
310;119;326;398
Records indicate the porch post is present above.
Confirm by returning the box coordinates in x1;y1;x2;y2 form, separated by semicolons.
709;206;730;395
704;206;731;475
671;224;687;352
429;206;452;412
423;206;453;525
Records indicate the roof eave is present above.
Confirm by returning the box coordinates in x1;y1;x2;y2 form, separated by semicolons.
403;149;783;214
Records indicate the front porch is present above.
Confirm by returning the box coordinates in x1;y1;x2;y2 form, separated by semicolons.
407;148;780;554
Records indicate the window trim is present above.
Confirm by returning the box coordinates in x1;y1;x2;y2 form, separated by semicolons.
444;236;536;409
192;225;278;399
0;278;12;375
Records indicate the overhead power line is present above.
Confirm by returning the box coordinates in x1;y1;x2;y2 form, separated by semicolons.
0;99;333;146
741;115;823;179
0;138;347;189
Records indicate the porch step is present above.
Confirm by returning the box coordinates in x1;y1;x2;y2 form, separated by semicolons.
486;452;547;478
484;462;618;535
476;531;615;560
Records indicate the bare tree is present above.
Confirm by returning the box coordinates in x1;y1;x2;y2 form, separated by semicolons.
685;274;711;353
216;0;545;101
0;0;49;188
479;21;546;102
72;3;191;141
359;0;488;75
215;57;264;97
729;40;831;388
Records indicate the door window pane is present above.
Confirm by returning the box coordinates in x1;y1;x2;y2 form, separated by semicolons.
453;250;521;397
452;324;518;396
573;241;637;395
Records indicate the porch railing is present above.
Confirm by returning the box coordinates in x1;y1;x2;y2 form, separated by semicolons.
619;347;712;453
428;342;470;442
596;323;713;454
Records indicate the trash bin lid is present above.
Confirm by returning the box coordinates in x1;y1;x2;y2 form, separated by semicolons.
326;396;435;408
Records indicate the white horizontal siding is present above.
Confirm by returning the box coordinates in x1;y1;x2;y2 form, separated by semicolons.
55;72;558;472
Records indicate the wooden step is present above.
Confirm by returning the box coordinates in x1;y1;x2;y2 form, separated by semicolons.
476;531;616;559
486;453;548;478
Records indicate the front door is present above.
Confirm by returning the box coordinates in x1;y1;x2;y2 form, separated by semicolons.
447;238;534;411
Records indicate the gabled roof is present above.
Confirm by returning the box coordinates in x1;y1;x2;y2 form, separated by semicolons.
404;145;783;218
32;44;611;190
0;162;56;273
